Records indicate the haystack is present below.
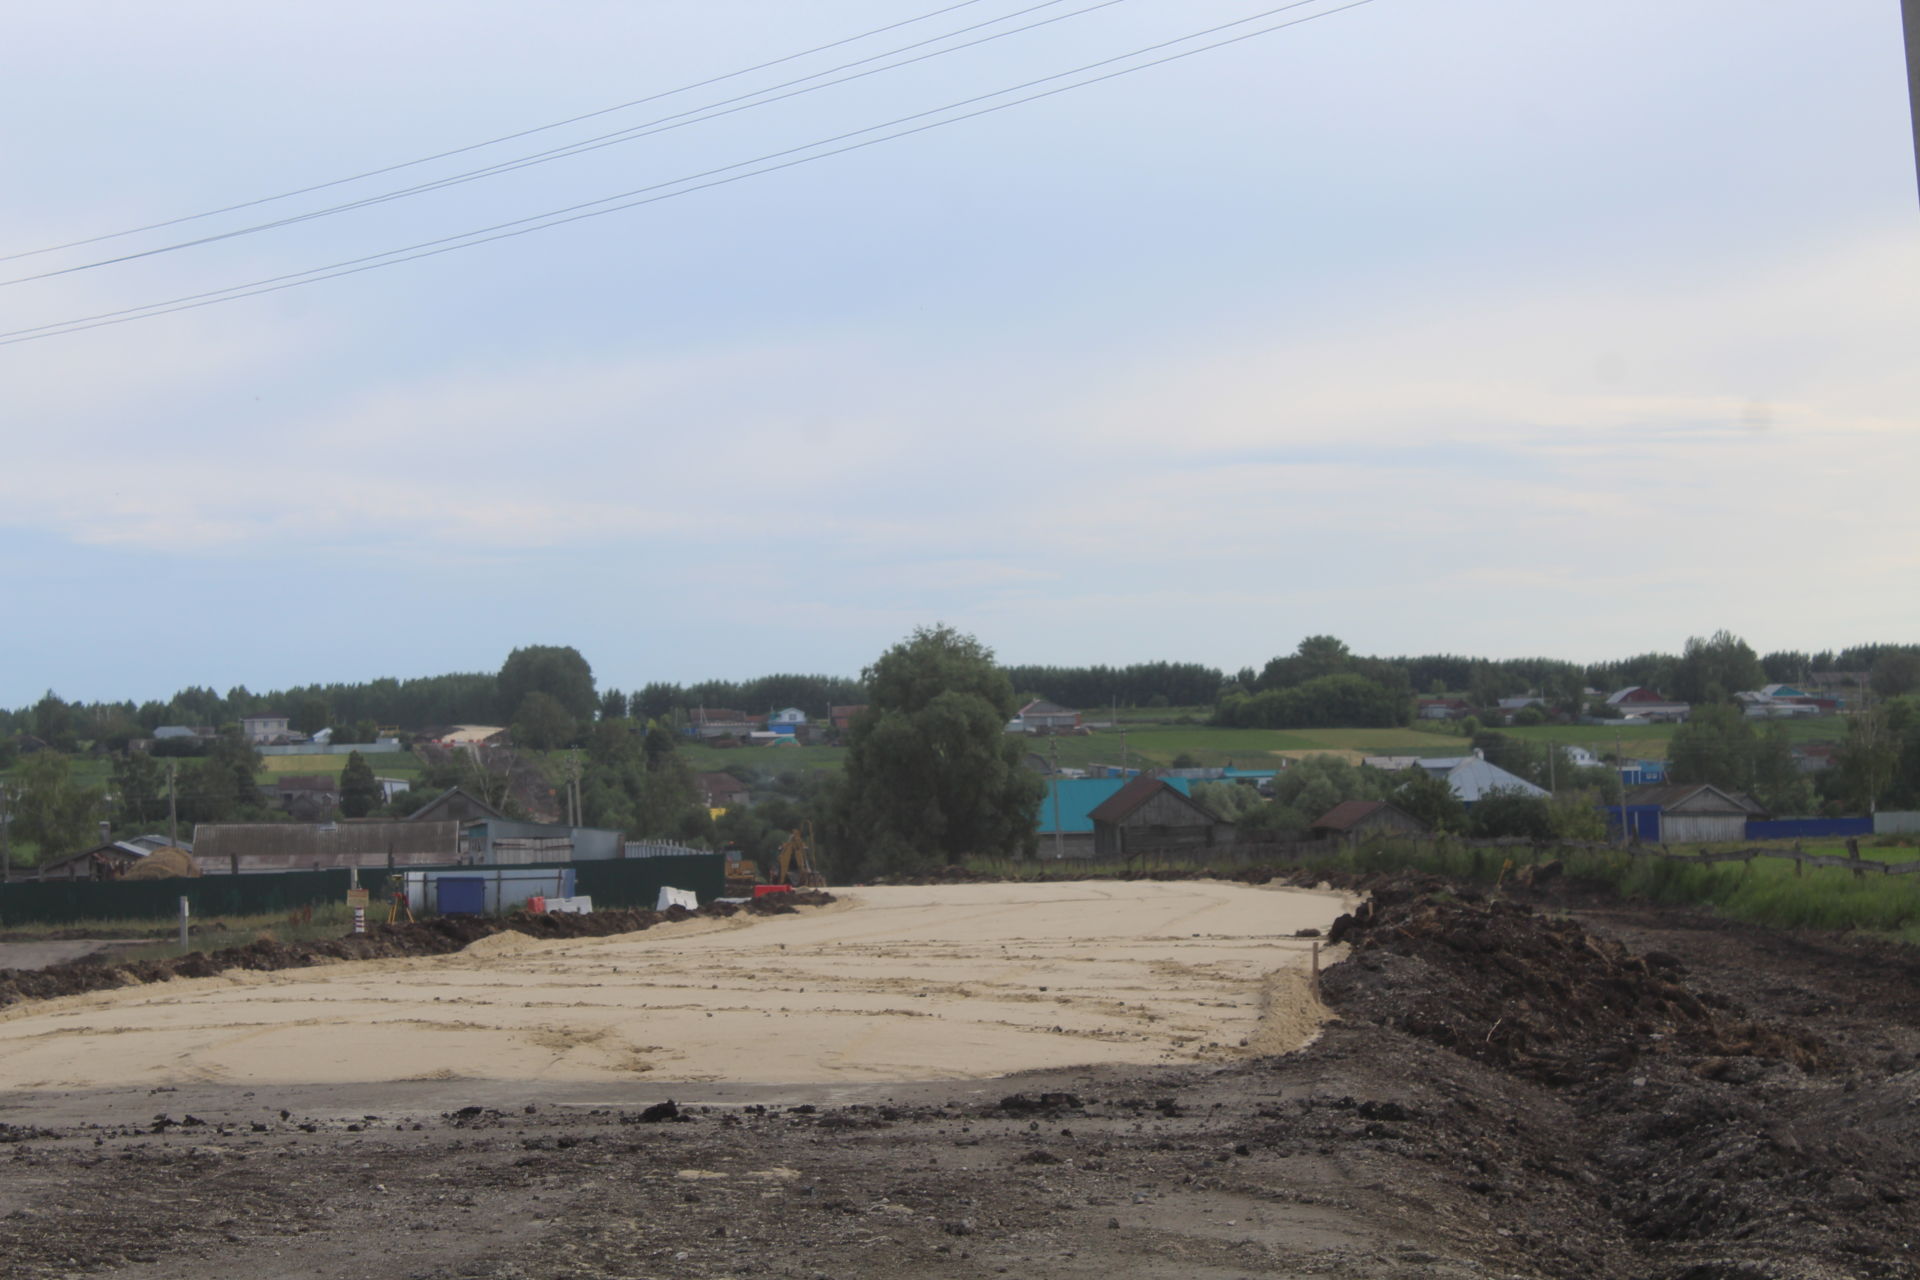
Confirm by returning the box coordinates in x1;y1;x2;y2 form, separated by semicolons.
122;847;201;879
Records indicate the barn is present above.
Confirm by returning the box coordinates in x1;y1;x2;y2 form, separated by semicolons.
1087;776;1229;858
1610;784;1764;844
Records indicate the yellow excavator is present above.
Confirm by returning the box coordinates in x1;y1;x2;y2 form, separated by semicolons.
773;823;826;889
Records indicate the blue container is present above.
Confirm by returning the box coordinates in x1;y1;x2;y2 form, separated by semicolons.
436;877;487;915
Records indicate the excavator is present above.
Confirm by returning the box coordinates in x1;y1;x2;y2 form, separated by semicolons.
721;823;825;895
772;823;826;889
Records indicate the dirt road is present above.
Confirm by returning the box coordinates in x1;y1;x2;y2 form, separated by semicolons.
1;874;1915;1278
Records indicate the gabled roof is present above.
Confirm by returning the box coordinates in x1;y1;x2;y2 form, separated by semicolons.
1019;699;1077;718
1311;800;1391;832
1622;783;1764;813
405;786;506;823
1036;777;1195;834
1416;757;1550;802
1087;776;1220;825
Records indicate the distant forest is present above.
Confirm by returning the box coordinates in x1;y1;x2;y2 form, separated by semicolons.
3;638;1916;749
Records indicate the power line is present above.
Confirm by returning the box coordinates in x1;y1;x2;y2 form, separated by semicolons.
0;0;1001;264
2;0;1129;287
0;0;1377;347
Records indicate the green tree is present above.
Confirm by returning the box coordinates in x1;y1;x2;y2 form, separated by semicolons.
31;691;78;752
339;750;379;818
512;692;579;751
11;752;102;859
598;688;629;722
1835;704;1901;812
1391;768;1466;834
498;646;596;722
290;696;332;736
827;626;1045;876
1668;704;1807;812
110;750;165;828
1870;651;1920;699
1546;788;1609;841
1467;788;1555;839
1671;631;1764;704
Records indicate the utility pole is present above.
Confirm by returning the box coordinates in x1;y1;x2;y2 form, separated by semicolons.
1049;736;1063;860
1614;733;1630;845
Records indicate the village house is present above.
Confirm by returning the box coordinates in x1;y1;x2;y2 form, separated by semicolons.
1309;800;1428;842
1010;698;1083;734
1087;776;1230;858
1606;784;1764;844
239;712;293;744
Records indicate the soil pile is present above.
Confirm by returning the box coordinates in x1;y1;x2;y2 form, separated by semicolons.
1315;875;1920;1275
1322;879;1826;1086
0;893;833;1008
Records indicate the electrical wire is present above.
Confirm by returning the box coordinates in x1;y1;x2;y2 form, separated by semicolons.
0;0;1377;347
1;0;1130;287
0;0;1000;263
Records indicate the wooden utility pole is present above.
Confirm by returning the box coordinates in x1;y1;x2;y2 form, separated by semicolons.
1049;736;1063;860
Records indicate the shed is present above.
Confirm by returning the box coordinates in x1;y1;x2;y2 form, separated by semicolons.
1087;776;1228;858
695;772;750;809
1309;800;1428;841
1610;784;1764;844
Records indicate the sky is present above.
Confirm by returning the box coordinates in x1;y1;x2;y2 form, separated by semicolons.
1;1;1916;707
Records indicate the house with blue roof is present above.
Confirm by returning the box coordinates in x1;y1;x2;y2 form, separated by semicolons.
1034;776;1194;857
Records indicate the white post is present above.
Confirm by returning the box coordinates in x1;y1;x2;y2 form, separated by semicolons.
177;895;190;954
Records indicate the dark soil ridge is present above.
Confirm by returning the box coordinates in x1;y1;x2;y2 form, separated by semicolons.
0;890;833;1009
1314;875;1920;1276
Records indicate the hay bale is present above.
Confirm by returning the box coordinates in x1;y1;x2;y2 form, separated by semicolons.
122;847;201;879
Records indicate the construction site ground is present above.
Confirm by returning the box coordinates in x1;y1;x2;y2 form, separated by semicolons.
2;872;1917;1279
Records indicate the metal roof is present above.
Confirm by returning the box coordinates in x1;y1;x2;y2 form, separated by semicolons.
1035;777;1193;835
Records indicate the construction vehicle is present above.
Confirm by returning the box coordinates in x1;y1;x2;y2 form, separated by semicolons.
773;823;826;889
722;848;762;897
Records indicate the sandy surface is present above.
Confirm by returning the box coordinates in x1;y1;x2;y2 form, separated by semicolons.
0;880;1350;1090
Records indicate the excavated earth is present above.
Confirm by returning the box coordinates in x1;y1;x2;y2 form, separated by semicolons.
2;872;1918;1279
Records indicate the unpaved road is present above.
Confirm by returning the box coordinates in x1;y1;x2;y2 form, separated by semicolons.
2;874;1916;1279
0;881;1350;1089
0;940;144;971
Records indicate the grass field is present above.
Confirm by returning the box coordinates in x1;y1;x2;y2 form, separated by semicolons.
1454;715;1846;762
679;741;848;777
1034;725;1473;771
256;751;423;777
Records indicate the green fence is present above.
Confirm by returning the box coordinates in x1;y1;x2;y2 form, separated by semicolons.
1;855;727;927
0;869;354;927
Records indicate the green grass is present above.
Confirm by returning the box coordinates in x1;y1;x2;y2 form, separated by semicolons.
678;741;848;777
257;751;424;778
1501;715;1848;761
1029;725;1472;772
0;902;365;955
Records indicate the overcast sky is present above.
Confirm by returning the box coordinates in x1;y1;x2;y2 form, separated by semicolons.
1;1;1914;707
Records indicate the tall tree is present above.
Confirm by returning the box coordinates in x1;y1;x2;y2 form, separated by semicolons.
11;752;103;859
339;750;379;819
511;692;579;751
498;645;596;722
1671;631;1764;704
827;626;1044;877
110;750;165;828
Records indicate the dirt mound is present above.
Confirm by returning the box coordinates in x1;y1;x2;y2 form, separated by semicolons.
1320;879;1825;1087
0;893;835;1009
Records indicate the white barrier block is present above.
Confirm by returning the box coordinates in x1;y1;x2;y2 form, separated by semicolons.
656;886;699;912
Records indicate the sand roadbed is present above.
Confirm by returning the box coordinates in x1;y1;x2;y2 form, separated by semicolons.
0;880;1351;1089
